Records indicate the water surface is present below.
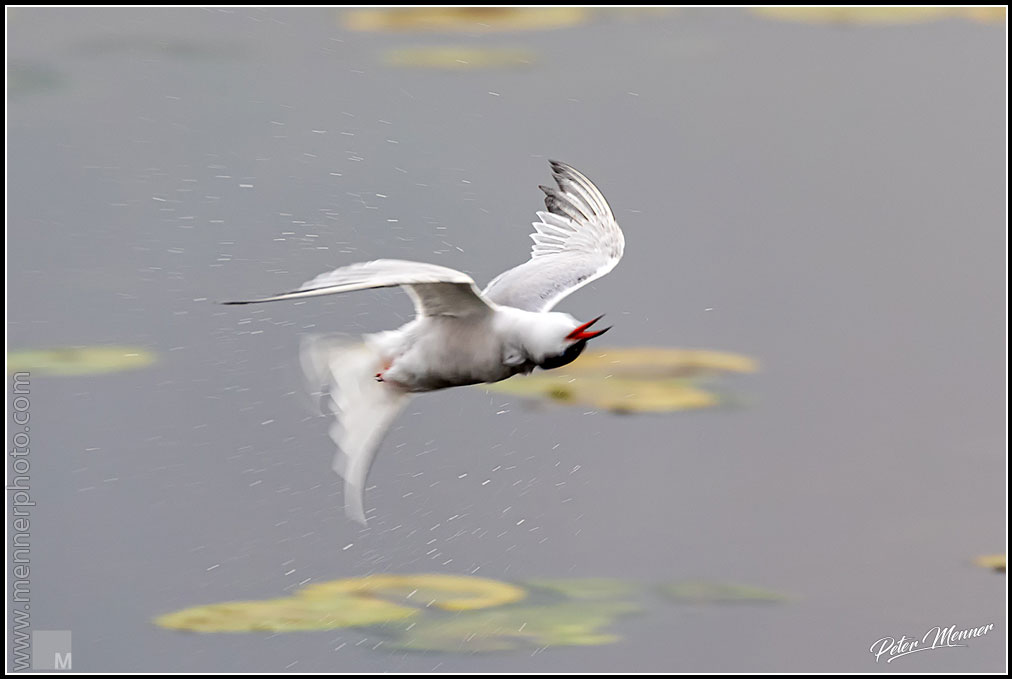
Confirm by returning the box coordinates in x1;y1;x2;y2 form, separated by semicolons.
7;7;1005;672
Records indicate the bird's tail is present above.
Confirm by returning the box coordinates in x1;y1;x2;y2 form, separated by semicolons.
300;334;409;524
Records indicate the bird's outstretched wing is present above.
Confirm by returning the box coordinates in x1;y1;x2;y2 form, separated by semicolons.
224;259;494;318
300;334;410;524
482;160;625;312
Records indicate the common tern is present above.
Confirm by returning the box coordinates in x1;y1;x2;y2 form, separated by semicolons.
225;161;625;523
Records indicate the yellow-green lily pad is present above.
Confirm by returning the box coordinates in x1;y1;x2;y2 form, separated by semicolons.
973;554;1006;573
384;601;640;652
384;47;536;70
155;574;527;633
659;580;788;604
488;376;719;413
155;593;417;633
343;7;589;33
482;347;757;413
526;578;639;601
570;347;757;377
8;346;157;377
301;573;527;612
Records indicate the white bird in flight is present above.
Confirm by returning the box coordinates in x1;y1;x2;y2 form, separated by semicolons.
225;161;625;523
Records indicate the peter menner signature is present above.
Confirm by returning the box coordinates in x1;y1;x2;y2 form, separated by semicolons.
870;623;995;663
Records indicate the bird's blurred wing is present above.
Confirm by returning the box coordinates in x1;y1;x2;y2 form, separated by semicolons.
482;160;625;312
300;335;410;524
225;259;493;318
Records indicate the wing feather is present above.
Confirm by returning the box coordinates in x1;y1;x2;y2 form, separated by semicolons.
483;161;624;312
224;259;493;318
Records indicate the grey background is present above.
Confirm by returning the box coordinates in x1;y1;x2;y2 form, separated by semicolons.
7;7;1006;673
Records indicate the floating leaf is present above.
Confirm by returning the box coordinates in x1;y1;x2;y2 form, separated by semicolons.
488;376;718;413
571;347;758;377
382;601;639;652
482;347;757;413
155;594;417;633
659;580;788;604
156;574;526;633
384;46;536;70
8;346;157;377
526;578;639;601
343;7;589;33
973;554;1006;573
752;7;1005;25
301;573;527;612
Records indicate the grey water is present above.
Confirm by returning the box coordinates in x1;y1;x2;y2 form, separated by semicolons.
7;7;1005;672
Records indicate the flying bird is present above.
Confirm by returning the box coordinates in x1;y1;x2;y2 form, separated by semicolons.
224;161;625;523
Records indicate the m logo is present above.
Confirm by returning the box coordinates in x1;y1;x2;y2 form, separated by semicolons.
32;631;71;670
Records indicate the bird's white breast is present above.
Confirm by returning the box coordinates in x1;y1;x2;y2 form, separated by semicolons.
370;314;516;391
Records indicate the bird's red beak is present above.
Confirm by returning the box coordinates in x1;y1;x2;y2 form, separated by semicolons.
566;315;611;341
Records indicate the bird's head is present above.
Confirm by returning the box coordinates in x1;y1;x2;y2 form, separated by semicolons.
534;314;611;371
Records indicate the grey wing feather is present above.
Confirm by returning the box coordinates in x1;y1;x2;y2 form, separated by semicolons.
483;161;624;312
224;259;493;318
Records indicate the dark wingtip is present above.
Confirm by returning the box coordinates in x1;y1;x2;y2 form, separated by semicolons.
549;159;574;176
221;300;251;305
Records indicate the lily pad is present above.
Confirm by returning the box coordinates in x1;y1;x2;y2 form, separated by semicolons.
752;7;1005;25
8;346;157;376
155;574;526;633
301;573;527;612
972;554;1006;573
384;47;536;70
343;7;589;33
155;593;417;633
155;574;645;649
489;376;718;413
481;347;757;413
571;347;758;377
526;578;640;601
382;601;640;652
659;580;788;604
